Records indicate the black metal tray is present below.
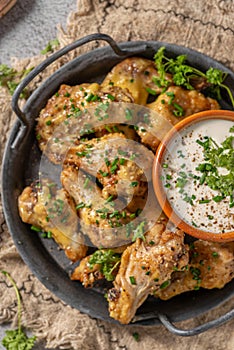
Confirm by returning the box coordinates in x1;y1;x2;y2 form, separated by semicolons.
2;33;234;336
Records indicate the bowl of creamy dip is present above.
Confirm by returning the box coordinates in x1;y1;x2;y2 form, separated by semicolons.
153;110;234;242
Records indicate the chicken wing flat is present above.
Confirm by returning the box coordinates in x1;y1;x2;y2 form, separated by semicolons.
137;86;220;151
61;164;151;248
18;182;87;262
36;83;134;157
102;57;172;105
60;131;159;248
155;240;234;300
62;133;150;200
107;223;189;324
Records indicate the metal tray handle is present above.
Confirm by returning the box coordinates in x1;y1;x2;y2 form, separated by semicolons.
132;307;234;336
11;33;137;126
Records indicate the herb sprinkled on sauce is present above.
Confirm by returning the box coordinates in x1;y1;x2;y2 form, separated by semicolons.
161;118;234;233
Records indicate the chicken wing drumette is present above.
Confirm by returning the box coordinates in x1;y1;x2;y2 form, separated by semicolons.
18;182;87;262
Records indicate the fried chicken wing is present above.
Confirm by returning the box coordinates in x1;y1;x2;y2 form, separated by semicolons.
148;86;220;123
102;57;172;105
60;131;158;248
61;163;157;249
107;223;189;324
18;183;87;262
61;164;138;248
156;240;234;300
137;86;220;151
62;133;151;203
36;83;134;157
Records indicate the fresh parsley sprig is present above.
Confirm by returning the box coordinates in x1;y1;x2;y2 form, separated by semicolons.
40;39;60;55
0;64;33;98
1;271;37;350
154;47;234;108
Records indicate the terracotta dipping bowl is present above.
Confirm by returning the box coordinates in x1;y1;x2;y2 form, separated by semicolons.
153;109;234;242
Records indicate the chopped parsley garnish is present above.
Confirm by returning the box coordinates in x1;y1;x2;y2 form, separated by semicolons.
125;108;133;120
195;131;234;205
107;93;115;101
160;280;170;289
164;183;171;188
30;225;41;232
190;266;201;290
99;170;109;177
212;251;219;258
145;87;157;95
177;150;185;158
173;102;184;117
47;199;64;217
132;221;146;242
86;93;100;102
129;276;136;285
105;195;114;203
176;176;187;189
88;250;121;281
83;177;90;189
76;202;86;209
199;199;210;204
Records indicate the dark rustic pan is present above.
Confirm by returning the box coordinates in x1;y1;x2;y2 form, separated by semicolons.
2;33;234;336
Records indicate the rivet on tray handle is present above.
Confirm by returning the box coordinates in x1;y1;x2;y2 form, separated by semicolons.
132;308;234;336
11;33;141;128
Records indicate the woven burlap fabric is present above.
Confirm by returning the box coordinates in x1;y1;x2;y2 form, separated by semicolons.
0;0;234;348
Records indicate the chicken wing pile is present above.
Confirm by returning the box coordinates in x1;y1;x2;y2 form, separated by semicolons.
18;53;234;324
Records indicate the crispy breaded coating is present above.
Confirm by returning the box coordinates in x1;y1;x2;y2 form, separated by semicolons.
137;86;220;151
102;57;172;105
107;223;189;324
156;240;234;300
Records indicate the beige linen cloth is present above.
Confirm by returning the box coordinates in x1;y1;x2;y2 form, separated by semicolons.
0;0;234;349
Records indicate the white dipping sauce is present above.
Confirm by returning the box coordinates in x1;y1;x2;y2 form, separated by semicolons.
162;118;234;234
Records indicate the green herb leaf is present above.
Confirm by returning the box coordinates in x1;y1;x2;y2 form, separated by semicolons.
0;64;33;98
130;181;138;187
132;221;146;242
160;280;170;289
153;47;234;107
132;332;140;342
2;329;36;350
1;271;37;349
129;276;136;285
88;250;121;281
195;134;234;201
41;39;60;54
145;87;157;95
